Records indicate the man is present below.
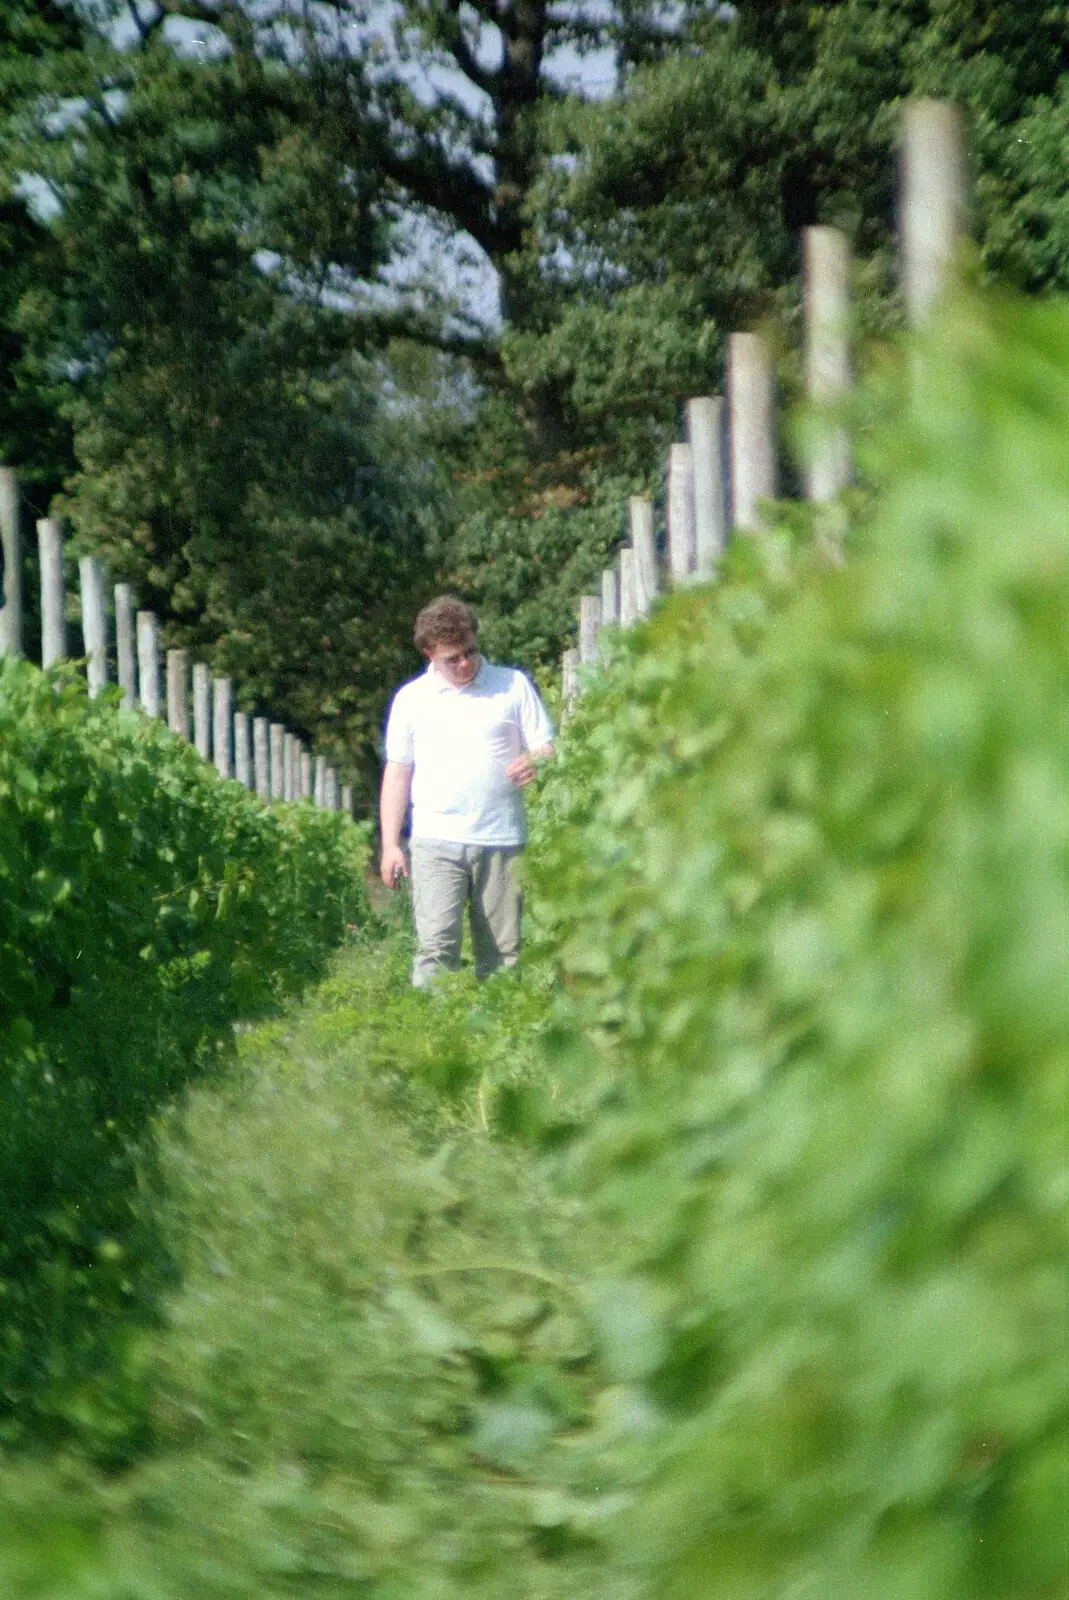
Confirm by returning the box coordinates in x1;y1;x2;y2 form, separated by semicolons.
380;595;554;988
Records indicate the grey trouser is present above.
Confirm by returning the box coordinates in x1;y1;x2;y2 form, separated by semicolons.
409;839;523;988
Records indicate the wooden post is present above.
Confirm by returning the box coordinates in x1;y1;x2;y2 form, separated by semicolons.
900;99;967;328
115;584;136;709
283;732;296;802
79;556;108;697
728;332;777;532
803;227;852;502
270;722;285;800
0;467;23;658
314;754;327;807
192;663;211;757
166;649;189;738
666;444;696;585
300;747;312;800
324;766;339;811
620;547;640;626
136;612;160;716
213;677;232;778
38;518;66;667
601;567;619;628
579;595;602;665
341;783;353;816
561;647;580;710
253;716;270;800
629;495;658;614
687;397;727;576
234;711;252;788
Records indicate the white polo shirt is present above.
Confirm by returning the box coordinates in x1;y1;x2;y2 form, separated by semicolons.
384;659;554;846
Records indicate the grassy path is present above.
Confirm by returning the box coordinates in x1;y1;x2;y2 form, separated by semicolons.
0;916;633;1600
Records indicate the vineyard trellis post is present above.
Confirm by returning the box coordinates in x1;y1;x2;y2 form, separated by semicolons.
38;518;66;667
270;722;285;800
727;332;777;532
115;584;136;709
193;663;211;757
600;567;618;629
579;595;601;664
687;397;727;576
167;648;189;739
234;711;252;788
213;677;233;779
284;732;297;802
901;99;967;327
253;716;270;799
79;556;108;697
667;443;696;584
803;227;852;504
137;611;161;717
619;547;638;626
562;647;580;710
630;496;658;614
0;467;23;657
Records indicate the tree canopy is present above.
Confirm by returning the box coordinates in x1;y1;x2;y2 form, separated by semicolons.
1;0;1068;779
522;0;1069;449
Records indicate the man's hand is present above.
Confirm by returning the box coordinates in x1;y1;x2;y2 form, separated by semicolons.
380;845;408;889
506;744;553;788
506;754;538;787
379;761;413;889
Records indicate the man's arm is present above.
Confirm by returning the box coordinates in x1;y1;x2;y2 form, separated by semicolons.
379;761;413;887
507;672;555;785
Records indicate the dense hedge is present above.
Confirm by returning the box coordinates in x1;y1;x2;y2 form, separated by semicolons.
0;661;369;1428
525;290;1069;1600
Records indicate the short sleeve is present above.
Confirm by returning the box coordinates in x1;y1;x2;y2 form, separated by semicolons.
515;673;554;750
384;689;415;764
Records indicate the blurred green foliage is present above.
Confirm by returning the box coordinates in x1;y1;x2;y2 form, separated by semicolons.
0;658;369;1436
0;916;632;1600
525;288;1069;1599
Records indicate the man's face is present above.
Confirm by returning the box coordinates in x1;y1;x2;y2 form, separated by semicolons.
426;636;480;688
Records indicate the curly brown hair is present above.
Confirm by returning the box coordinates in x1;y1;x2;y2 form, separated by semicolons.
413;596;478;655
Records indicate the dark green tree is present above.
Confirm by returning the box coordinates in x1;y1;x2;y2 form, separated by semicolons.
523;0;1069;446
2;17;435;795
0;2;87;510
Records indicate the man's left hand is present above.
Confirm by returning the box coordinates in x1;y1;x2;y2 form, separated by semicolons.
506;754;538;787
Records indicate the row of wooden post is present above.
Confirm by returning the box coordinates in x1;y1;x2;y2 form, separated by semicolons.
0;503;352;813
563;98;967;699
